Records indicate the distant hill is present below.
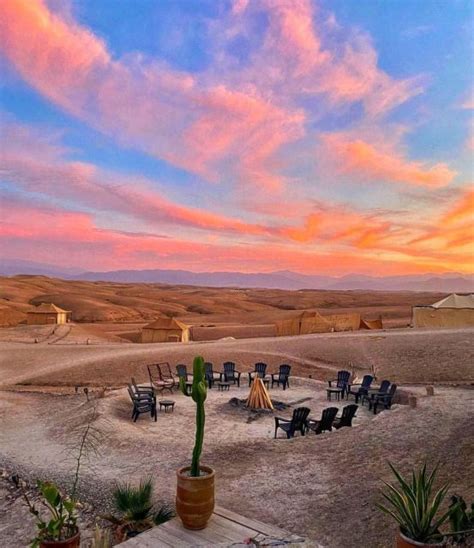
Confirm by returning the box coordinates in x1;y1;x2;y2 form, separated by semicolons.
1;259;472;292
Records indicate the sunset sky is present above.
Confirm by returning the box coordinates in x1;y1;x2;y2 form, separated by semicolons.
1;0;473;275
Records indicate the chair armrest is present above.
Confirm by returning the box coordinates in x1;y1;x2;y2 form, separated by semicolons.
328;379;338;387
235;370;241;377
274;416;291;424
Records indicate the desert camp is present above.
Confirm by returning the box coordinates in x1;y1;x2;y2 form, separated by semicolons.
412;293;474;328
26;302;71;325
141;317;191;343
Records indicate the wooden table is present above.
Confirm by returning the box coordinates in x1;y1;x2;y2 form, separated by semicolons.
121;506;312;547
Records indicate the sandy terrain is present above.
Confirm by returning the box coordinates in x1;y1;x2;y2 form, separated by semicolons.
1;380;473;547
0;275;447;329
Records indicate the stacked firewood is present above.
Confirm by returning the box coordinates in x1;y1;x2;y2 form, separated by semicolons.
246;378;274;410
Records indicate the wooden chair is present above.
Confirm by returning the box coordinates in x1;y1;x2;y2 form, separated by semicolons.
271;364;291;390
346;375;374;403
221;361;241;387
128;384;157;422
274;407;310;439
306;407;338;435
147;363;174;393
248;362;267;386
370;384;397;414
204;362;219;389
328;370;351;397
333;404;358;429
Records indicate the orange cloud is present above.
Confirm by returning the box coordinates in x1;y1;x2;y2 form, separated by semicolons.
321;134;456;187
442;189;474;225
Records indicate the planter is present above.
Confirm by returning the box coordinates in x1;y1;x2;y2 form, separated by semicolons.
397;531;444;547
176;465;215;530
40;531;80;548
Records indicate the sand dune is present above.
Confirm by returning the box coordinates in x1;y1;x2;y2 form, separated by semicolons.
0;275;447;328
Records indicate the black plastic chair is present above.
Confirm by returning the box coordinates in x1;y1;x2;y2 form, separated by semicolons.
128;384;157;422
204;362;219;389
248;362;267;385
274;407;310;439
328;370;351;397
371;384;397;414
176;364;189;381
271;364;291;390
221;361;241;387
362;379;390;407
131;377;154;396
333;404;358;429
346;375;374;403
306;407;338;435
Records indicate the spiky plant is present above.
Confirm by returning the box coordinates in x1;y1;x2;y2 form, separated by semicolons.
377;462;452;543
103;478;173;532
179;355;207;477
448;495;474;543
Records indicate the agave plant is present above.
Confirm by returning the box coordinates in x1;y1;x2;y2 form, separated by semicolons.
103;478;174;537
378;462;452;544
448;495;474;543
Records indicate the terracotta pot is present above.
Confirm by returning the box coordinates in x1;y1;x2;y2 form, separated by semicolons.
176;465;215;530
40;531;80;548
397;531;444;547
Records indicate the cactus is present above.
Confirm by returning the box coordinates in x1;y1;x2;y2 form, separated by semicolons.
179;356;207;477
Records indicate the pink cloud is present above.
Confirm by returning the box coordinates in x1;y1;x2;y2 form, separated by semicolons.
320;133;456;187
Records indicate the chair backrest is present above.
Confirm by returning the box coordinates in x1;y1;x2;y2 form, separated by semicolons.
361;375;374;388
337;370;351;388
204;362;214;374
279;364;291;379
387;384;397;398
291;407;310;430
223;362;236;375
161;362;174;379
147;364;161;383
340;404;358;426
254;362;267;377
176;364;187;379
320;407;339;430
378;380;390;394
127;385;137;401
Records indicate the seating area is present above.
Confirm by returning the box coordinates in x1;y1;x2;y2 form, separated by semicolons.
127;364;399;430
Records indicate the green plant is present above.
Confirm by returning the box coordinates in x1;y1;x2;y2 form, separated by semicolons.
23;481;78;548
448;495;474;544
103;477;174;535
179;355;207;477
377;462;452;544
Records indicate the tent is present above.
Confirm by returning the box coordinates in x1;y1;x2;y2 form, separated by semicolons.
360;317;383;330
141;317;191;343
27;303;71;325
412;293;474;328
275;310;362;336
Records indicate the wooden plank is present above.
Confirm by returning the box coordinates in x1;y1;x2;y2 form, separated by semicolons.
214;506;305;541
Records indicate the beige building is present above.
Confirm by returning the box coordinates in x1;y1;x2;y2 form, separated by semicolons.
27;303;71;325
141;317;191;343
412;294;474;328
275;310;367;336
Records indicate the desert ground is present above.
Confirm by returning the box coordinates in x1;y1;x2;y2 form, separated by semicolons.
0;275;449;331
1;318;473;547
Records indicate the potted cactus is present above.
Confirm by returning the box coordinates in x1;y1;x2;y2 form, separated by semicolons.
176;355;215;530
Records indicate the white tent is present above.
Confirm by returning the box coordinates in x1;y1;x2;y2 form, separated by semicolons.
431;294;474;309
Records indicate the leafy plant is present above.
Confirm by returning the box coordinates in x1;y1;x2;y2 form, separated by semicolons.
377;462;452;543
179;355;207;477
448;495;474;544
23;481;78;547
103;477;174;537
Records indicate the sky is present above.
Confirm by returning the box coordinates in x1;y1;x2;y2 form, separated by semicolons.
0;0;473;276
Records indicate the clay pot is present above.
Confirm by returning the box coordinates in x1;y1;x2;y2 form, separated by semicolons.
176;465;215;530
397;531;443;547
40;531;80;548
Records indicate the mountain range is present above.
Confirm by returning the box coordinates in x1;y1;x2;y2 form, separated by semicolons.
1;259;473;293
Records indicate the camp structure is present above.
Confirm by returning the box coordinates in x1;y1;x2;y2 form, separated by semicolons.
27;303;71;325
359;316;383;330
412;294;474;328
141;317;191;343
275;310;363;336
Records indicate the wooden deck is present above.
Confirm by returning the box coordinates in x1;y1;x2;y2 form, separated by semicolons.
122;506;317;547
